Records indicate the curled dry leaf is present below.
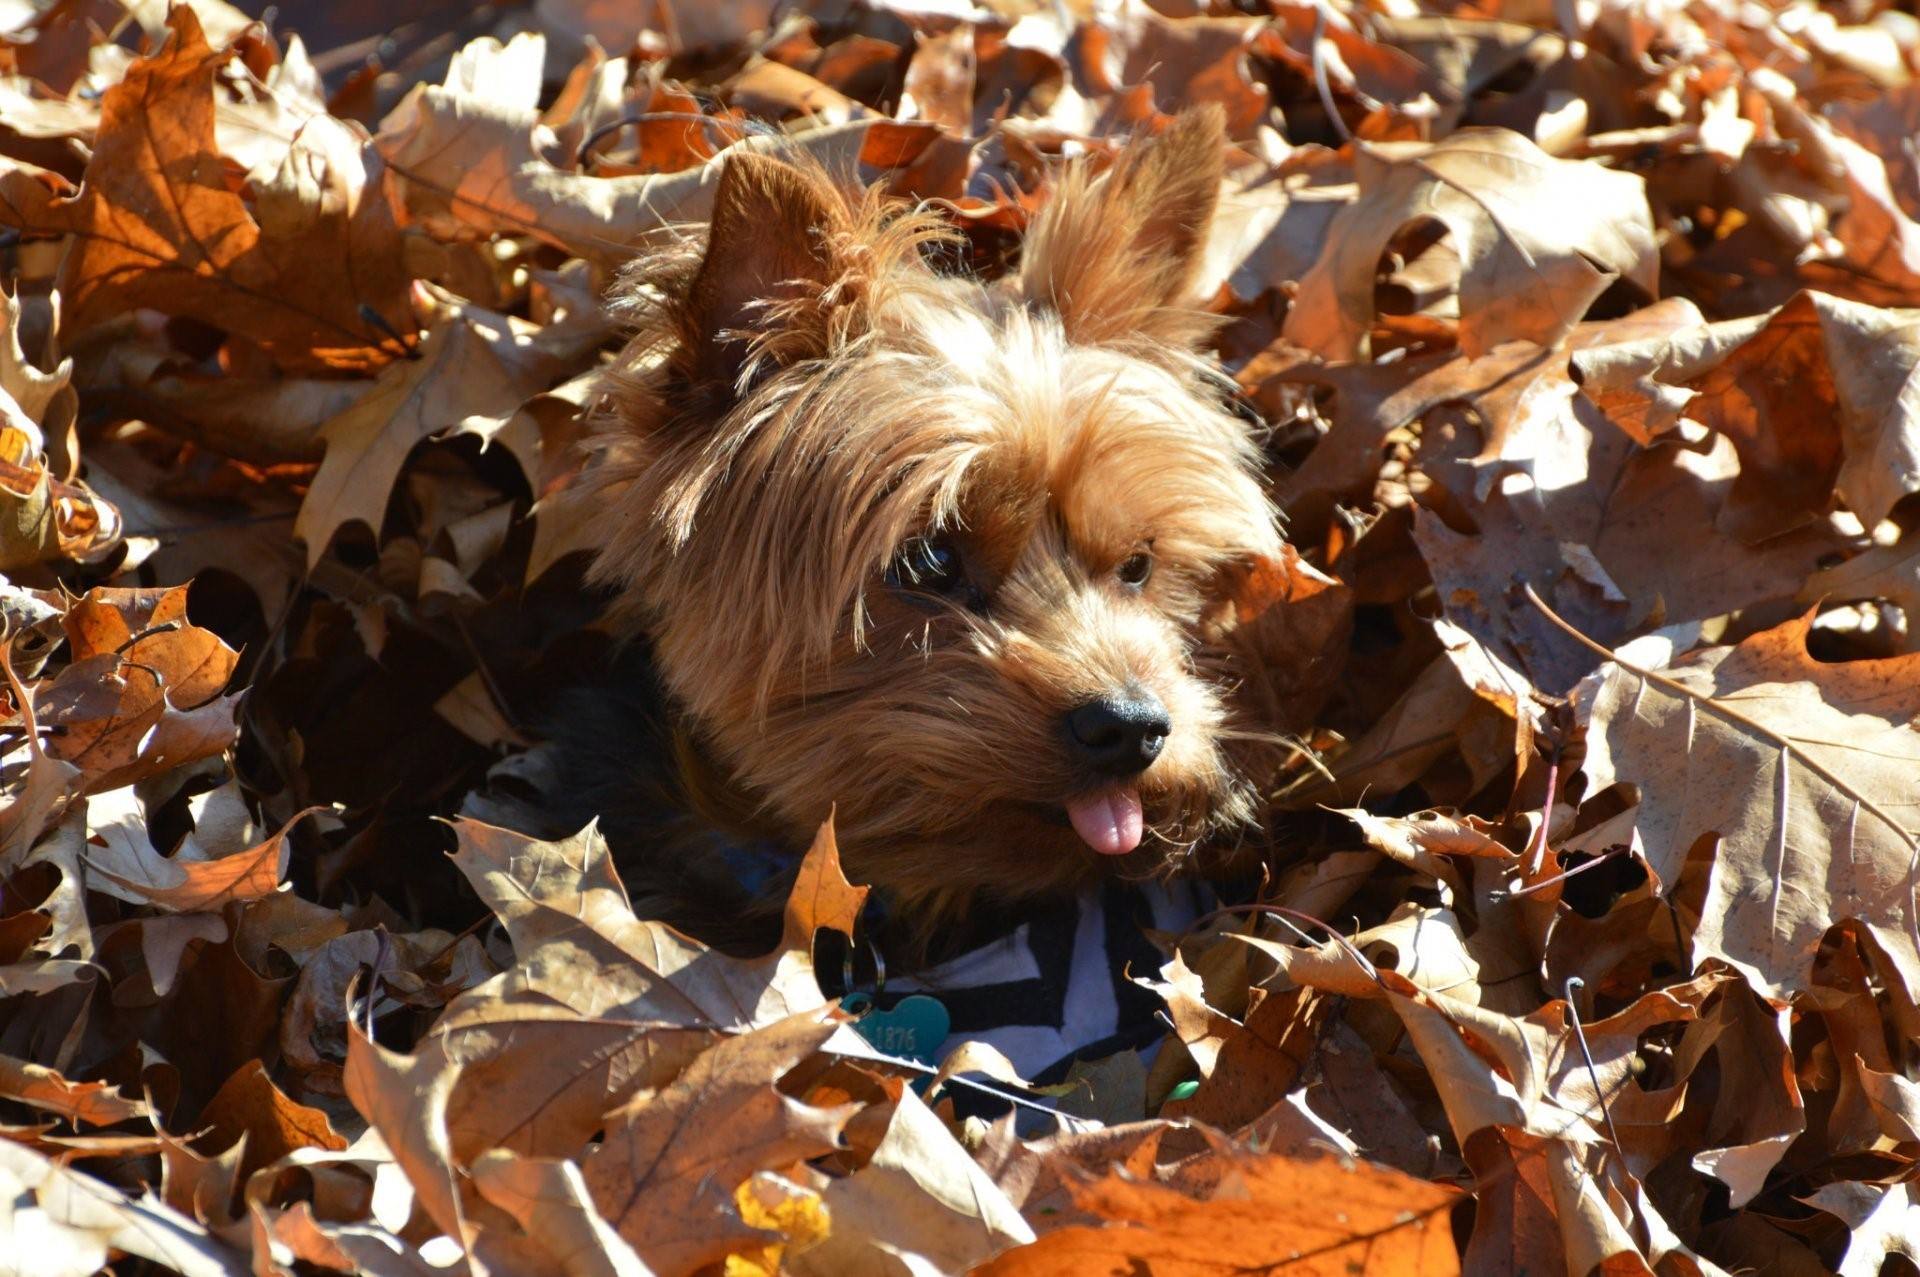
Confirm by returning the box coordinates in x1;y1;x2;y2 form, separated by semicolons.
1803;1180;1920;1277
0;448;118;571
14;4;1920;1275
34;584;240;795
467;1150;650;1277
1071;2;1276;136
338;817;870;1274
0;1052;148;1127
84;789;309;913
449;815;862;1030
1266;340;1546;531
1857;1063;1920;1143
788;1082;1034;1275
1200;149;1355;306
1158;985;1328;1134
279;922;492;1094
374;34;888;265
1401;308;1853;692
1338;808;1513;879
0;285;112;571
1572;289;1920;539
196;1059;346;1181
0;1138;245;1277
1284;128;1658;360
294;287;600;569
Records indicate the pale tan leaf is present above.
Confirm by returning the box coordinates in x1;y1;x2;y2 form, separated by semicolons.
1571;290;1920;537
0;647;80;872
1337;808;1514;878
0;1052;148;1126
1804;1180;1920;1277
1284;128;1656;360
448;816;852;1030
1577;610;1920;999
0;286;70;430
789;1083;1034;1277
1857;1064;1920;1143
84;792;306;913
374;65;883;266
0;1138;246;1277
468;1150;652;1277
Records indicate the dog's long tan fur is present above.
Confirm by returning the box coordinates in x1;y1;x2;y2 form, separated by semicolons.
583;106;1290;930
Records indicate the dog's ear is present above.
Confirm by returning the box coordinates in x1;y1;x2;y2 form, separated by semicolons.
1020;105;1226;346
682;151;852;389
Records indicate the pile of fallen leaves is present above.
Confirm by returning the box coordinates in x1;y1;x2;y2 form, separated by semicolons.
5;0;1920;1271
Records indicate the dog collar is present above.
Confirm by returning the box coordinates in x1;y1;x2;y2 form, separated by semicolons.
844;877;1214;1087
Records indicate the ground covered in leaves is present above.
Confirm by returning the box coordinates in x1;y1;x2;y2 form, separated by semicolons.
1;0;1920;1272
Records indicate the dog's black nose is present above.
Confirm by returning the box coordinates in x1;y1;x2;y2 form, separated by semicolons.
1065;690;1170;776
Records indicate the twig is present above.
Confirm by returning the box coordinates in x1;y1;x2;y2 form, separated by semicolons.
113;622;180;655
1503;842;1628;900
1521;747;1561;877
1563;976;1622;1151
1311;7;1352;144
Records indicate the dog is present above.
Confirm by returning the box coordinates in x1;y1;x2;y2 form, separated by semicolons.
566;106;1315;968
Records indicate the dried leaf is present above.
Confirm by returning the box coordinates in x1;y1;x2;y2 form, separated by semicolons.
0;9;415;372
0;1052;148;1126
973;1150;1459;1276
84;789;306;913
467;1150;650;1277
197;1058;347;1179
0;1139;246;1277
295;288;594;569
1285;129;1657;360
374;52;885;265
449;816;858;1031
789;1083;1034;1276
1804;1180;1920;1277
1573;290;1920;538
1578;611;1920;999
581;1011;853;1272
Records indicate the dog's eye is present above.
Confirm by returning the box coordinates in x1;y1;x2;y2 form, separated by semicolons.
1116;552;1153;588
886;537;964;595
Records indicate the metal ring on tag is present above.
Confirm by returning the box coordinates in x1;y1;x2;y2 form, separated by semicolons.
840;935;886;996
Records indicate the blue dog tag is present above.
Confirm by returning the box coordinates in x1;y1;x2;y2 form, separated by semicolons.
842;992;950;1066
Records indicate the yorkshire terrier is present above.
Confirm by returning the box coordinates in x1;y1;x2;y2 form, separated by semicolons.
560;106;1319;965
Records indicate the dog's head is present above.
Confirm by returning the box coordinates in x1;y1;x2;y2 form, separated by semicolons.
588;107;1288;910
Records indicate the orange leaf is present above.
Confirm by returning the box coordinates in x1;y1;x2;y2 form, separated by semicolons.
0;8;414;373
975;1151;1460;1276
197;1059;347;1184
0;1051;150;1127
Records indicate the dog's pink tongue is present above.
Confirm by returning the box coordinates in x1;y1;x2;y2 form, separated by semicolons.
1066;788;1144;856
